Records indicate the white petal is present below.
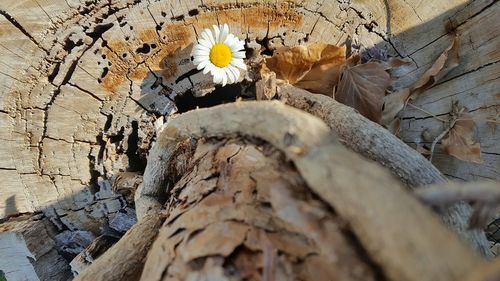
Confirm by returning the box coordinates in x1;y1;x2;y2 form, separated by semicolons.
193;55;209;65
213;68;223;84
202;29;214;45
216;68;225;84
196;59;209;70
195;43;211;52
232;51;246;59
228;65;240;81
212;25;220;42
230;40;245;52
193;49;209;56
224;34;235;45
204;63;214;75
221;70;228;86
224;67;235;84
231;58;247;70
199;38;212;48
220;24;229;43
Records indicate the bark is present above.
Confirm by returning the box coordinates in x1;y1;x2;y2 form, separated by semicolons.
135;101;484;281
277;84;492;256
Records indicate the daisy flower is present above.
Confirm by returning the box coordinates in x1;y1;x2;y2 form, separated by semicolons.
192;24;247;86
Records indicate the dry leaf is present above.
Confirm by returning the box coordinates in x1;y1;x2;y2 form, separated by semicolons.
386;57;415;78
380;36;459;128
441;103;482;163
380;88;411;126
265;43;346;96
335;60;392;122
410;36;460;97
256;64;277;100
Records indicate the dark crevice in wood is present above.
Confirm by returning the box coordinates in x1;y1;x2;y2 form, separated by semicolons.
126;121;147;172
174;83;245;113
0;9;41;47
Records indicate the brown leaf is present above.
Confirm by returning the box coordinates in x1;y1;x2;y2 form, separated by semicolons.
256;64;277;100
380;36;459;128
380;88;411;126
335;60;392;122
410;36;459;98
385;57;415;78
441;103;482;163
265;43;346;96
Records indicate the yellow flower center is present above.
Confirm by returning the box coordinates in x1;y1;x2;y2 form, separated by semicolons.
209;43;232;67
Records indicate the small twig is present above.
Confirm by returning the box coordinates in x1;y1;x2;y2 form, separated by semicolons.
429;107;464;163
406;103;447;122
429;121;455;163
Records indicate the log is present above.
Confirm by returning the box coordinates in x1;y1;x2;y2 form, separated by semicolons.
137;101;485;281
277;84;491;256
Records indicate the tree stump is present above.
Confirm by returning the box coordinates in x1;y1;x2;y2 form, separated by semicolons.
0;0;498;280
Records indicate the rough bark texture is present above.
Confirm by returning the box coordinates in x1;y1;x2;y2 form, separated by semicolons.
137;101;485;281
142;138;380;281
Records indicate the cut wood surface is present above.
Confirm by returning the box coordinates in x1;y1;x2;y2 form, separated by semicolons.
0;0;498;222
0;0;498;279
138;101;485;281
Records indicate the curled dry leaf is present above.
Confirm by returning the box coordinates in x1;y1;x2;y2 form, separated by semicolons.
386;57;415;78
380;88;411;127
256;64;277;100
441;102;482;163
335;58;392;122
410;36;460;97
380;36;460;128
265;43;346;96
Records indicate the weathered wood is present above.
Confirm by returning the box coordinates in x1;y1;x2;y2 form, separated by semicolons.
141;139;379;281
73;213;163;281
138;101;485;281
277;85;492;254
1;0;496;221
0;215;72;281
279;84;445;186
0;0;497;278
277;84;492;256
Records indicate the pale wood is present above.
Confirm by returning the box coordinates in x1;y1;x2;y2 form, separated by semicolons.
0;215;72;281
0;0;497;278
73;213;163;281
1;0;497;221
139;101;485;281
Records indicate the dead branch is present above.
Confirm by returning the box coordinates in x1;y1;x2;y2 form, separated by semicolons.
417;181;500;228
137;101;485;281
276;84;492;257
277;84;445;186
